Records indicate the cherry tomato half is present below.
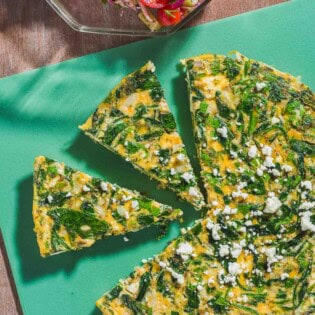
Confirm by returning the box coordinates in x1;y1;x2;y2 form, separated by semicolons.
140;0;168;9
157;7;182;26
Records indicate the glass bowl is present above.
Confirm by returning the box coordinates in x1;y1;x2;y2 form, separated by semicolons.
45;0;211;36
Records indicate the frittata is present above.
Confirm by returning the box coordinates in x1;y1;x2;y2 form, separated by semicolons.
80;61;205;210
33;156;182;257
96;53;315;314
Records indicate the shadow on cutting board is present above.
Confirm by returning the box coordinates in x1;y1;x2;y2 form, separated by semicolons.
15;175;192;283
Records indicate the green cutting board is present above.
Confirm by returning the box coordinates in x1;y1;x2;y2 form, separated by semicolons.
0;0;314;314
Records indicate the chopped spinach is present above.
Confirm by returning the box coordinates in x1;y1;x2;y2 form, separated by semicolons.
103;122;127;145
136;272;151;301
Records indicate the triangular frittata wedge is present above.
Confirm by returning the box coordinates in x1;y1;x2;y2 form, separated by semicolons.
183;52;314;210
96;55;315;314
79;62;205;210
33;156;182;257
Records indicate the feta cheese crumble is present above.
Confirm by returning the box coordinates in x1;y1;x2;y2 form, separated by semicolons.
248;145;258;158
264;195;282;213
300;211;315;233
176;242;193;261
217;126;228;138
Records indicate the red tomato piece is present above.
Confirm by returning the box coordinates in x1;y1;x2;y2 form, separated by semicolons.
157;7;182;26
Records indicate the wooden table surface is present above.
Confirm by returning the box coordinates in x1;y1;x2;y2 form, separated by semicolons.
0;0;284;313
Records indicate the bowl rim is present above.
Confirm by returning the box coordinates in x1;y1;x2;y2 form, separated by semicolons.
45;0;211;36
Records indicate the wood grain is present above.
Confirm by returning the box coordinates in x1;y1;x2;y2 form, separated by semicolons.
0;0;284;313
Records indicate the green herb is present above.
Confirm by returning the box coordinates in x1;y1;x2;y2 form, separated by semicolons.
103;122;127;145
126;142;143;154
47;165;58;177
110;109;124;118
208;294;230;314
48;208;109;239
135;130;164;142
160;112;176;132
121;294;143;315
50;228;70;252
290;139;315;156
137;214;154;226
46;192;69;206
80;201;94;214
136;272;151;301
210;59;221;75
216;91;233;118
200;101;208;113
223;57;240;80
133;105;147;121
186;285;200;309
231;303;259;315
107;284;122;300
158;149;170;166
157;271;168;296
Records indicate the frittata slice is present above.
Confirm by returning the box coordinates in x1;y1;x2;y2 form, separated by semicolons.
33;156;182;257
79;62;205;210
97;217;314;315
184;52;314;210
96;54;315;314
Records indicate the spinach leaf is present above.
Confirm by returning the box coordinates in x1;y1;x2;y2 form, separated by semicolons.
158;149;170;166
121;294;143;315
133;105;147;121
290;139;315;156
137;214;154;226
208;294;230;314
103;122;127;145
186;285;200;309
223;57;240;80
48;208;109;239
50;228;70;252
216;91;233;118
107;284;122;300
135;130;164;142
136;272;151;301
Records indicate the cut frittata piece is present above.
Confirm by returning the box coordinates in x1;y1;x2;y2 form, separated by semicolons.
97;217;315;315
96;54;315;314
79;62;205;210
183;52;314;210
33;156;182;257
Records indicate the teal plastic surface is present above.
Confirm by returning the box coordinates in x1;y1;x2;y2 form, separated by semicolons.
0;0;314;313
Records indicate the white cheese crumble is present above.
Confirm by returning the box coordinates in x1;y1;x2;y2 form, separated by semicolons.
271;169;281;177
265;247;283;272
264;195;282;213
280;273;289;280
177;153;185;161
123;236;129;242
189;187;199;197
230;150;238;159
212;168;219;177
217;126;228;138
299;202;315;210
301;181;312;191
281;164;293;172
271;117;280;124
82;185;91;192
100;181;108;191
228;262;242;276
117;206;130;219
248;145;258;158
256;82;266;91
47;195;53;203
300;211;315;233
176;242;193;261
181;172;194;183
263;156;275;168
170;168;176;175
219;244;230;257
231;243;243;258
256;168;264;177
131;200;139;209
206;220;221;240
262;145;272;156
